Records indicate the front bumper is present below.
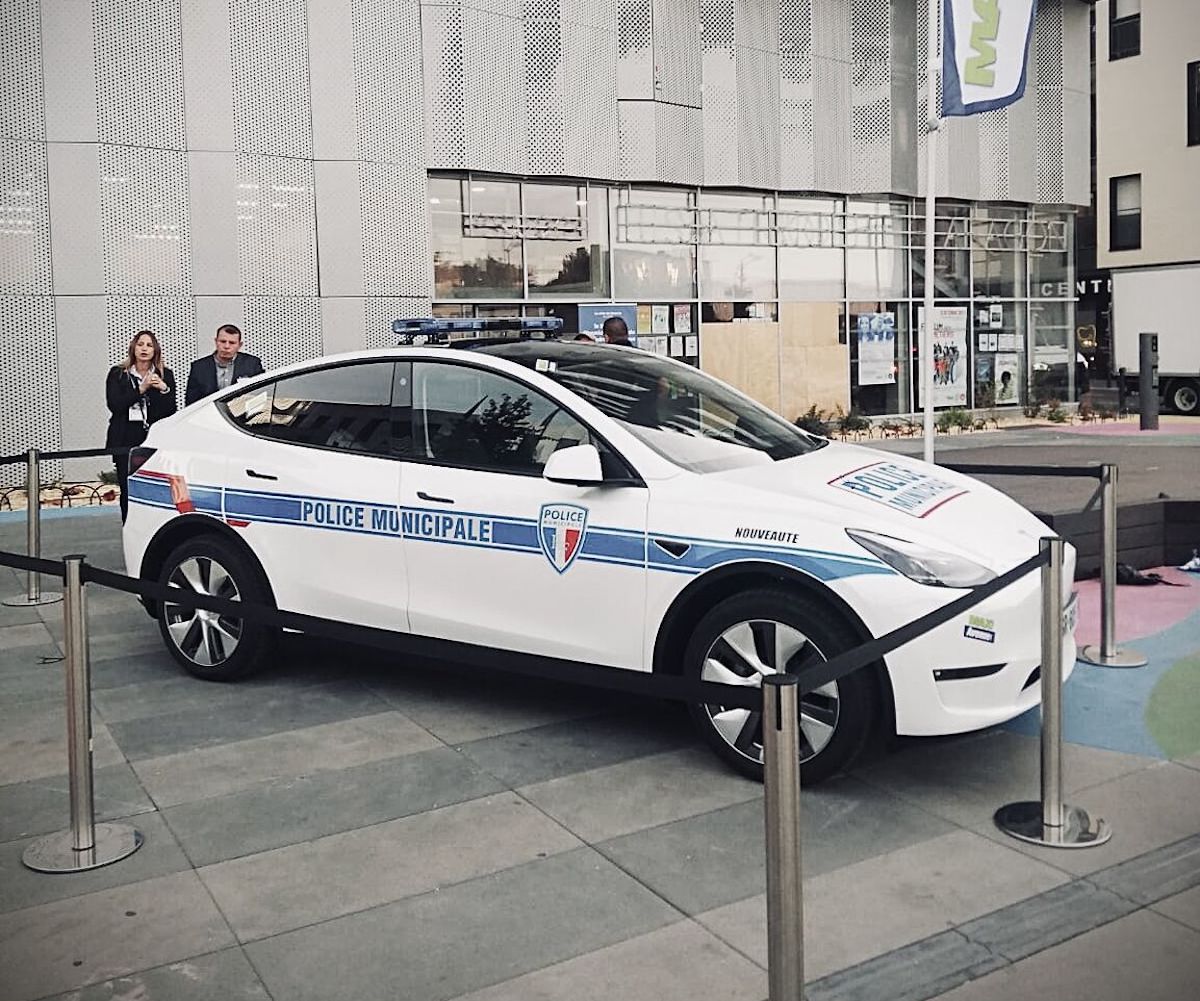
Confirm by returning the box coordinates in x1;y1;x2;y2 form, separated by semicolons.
846;552;1079;737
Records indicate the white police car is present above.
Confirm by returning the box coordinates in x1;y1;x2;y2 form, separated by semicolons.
123;318;1076;783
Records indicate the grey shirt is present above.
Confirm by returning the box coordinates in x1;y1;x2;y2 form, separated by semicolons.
215;355;235;390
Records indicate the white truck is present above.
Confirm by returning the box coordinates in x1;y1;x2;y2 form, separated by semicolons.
1112;264;1200;415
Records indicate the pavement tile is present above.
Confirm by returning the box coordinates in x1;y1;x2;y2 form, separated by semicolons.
0;705;125;786
973;761;1200;876
0;812;190;915
807;930;1006;1001
88;649;185;689
41;947;271;1001
0;762;154;843
697;829;1069;980
94;672;334;725
956;878;1137;963
0;871;235;1001
163;744;503;866
455;705;698;788
0;600;45;628
199;791;581;941
0;644;64;684
1151;884;1200;932
1088;833;1200;905
245;848;680;1001
364;670;621;744
518;746;762;843
596;777;953;916
859;729;1156;829
105;681;390;759
40;605;154;644
1;620;56;649
450;918;767;1001
134;710;442;807
933;909;1200;1001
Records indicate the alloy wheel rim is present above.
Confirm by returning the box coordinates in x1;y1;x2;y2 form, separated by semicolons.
164;556;243;666
1176;386;1198;412
699;618;840;764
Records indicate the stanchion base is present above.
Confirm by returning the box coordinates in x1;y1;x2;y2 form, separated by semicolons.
1078;645;1148;669
3;591;62;607
22;823;143;873
994;801;1112;849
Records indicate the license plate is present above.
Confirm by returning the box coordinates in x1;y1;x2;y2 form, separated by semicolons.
1062;591;1079;636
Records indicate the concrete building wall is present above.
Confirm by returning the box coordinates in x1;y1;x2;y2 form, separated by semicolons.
1096;0;1200;270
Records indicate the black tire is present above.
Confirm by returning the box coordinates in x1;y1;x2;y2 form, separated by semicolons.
156;535;273;681
1168;379;1199;416
684;588;880;784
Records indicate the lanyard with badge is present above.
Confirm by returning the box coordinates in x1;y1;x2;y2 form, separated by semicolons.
127;371;149;428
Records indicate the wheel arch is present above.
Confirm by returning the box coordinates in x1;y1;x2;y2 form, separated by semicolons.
139;516;276;617
651;561;895;722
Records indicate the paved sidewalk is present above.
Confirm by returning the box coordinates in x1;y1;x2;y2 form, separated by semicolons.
1;449;1198;1000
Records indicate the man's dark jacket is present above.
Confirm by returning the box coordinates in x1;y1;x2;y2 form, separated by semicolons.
184;353;265;406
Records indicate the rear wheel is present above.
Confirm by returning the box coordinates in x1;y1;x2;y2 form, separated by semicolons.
684;588;880;784
1168;379;1199;415
157;536;273;681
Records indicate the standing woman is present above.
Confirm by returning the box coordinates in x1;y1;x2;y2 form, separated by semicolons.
106;330;176;522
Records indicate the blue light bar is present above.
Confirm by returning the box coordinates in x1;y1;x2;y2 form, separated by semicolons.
392;316;564;341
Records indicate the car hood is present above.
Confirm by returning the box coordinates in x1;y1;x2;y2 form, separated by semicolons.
704;442;1051;571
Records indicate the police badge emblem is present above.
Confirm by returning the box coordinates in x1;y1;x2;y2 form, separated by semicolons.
539;503;588;573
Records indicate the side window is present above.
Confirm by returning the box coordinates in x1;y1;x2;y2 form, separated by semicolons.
223;361;399;456
411;362;594;475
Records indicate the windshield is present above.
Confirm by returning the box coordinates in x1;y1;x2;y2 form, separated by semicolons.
476;344;826;473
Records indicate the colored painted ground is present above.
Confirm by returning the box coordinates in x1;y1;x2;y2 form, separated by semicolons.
1005;566;1200;760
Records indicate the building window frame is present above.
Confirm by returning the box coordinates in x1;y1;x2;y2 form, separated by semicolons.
1109;0;1140;61
1109;174;1142;252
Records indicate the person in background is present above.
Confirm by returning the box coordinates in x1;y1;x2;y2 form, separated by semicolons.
601;316;633;346
105;330;176;523
184;323;264;405
573;333;597;343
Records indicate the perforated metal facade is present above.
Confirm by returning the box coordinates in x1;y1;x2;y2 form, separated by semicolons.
2;0;1089;469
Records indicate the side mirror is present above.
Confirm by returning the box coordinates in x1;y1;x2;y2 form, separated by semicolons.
543;443;604;486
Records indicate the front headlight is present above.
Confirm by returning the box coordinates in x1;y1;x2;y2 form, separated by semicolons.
846;529;996;588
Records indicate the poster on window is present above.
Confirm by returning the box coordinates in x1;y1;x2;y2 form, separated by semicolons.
856;312;896;386
673;303;692;334
919;305;968;407
651;304;670;334
995;353;1020;405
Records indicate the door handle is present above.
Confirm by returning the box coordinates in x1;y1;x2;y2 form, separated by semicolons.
417;490;454;504
246;468;278;481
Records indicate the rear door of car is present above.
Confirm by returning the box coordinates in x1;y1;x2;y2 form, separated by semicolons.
220;359;409;631
397;357;649;669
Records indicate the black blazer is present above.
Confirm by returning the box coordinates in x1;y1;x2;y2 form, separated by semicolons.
185;352;265;406
105;366;177;447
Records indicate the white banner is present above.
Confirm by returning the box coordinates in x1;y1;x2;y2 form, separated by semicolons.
942;0;1038;117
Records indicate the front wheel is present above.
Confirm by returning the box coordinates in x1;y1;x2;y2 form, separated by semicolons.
684;588;880;784
157;536;274;681
1168;379;1199;416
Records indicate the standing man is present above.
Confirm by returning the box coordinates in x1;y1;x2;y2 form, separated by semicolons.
601;316;633;346
184;324;264;405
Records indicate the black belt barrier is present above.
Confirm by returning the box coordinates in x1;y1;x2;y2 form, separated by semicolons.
0;545;1051;711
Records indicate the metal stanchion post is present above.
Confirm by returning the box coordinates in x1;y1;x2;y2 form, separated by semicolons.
1079;464;1146;668
763;675;804;1001
4;449;62;607
994;538;1111;848
23;555;143;873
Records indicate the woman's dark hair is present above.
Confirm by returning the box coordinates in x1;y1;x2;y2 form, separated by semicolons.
124;330;164;375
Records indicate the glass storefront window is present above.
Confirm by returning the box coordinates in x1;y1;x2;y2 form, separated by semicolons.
1030;210;1075;298
525;183;610;298
698;245;776;302
1030;298;1074;401
846;200;908;300
970;301;1026;408
912;202;971;298
613;243;696;299
430;176;523;299
613;186;696;298
971;206;1026;299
